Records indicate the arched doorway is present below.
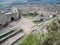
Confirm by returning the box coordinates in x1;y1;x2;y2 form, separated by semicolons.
11;17;14;22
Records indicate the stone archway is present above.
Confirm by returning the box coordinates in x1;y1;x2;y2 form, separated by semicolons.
11;17;14;22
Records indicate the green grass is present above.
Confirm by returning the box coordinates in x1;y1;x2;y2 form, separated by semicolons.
0;30;15;39
23;13;37;19
29;13;38;17
18;34;41;45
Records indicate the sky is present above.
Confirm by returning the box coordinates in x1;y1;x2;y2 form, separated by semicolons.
0;0;60;4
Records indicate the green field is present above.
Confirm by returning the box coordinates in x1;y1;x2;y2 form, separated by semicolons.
18;33;41;45
23;13;38;19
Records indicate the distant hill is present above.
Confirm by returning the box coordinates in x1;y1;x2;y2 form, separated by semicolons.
0;0;60;5
28;0;60;4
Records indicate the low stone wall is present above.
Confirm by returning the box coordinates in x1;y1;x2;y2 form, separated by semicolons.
0;28;24;43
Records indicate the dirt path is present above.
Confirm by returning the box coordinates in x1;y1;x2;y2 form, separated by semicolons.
16;16;35;34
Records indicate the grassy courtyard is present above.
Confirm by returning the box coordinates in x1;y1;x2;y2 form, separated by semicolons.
23;13;38;19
